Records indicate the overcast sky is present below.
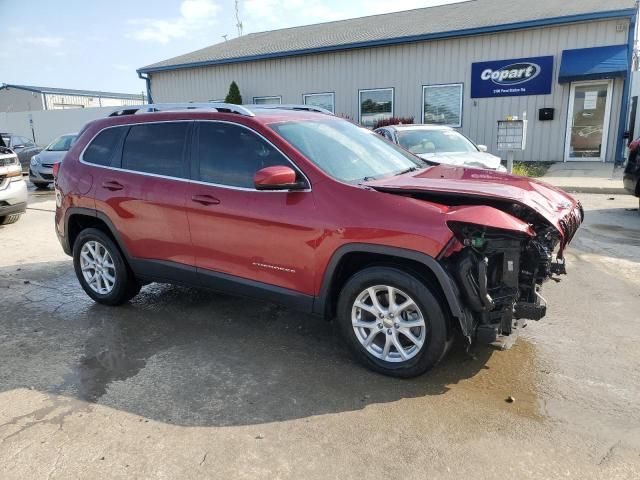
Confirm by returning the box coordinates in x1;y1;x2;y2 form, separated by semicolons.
1;0;463;94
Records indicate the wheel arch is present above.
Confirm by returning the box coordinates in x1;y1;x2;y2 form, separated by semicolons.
314;243;473;338
65;207;131;261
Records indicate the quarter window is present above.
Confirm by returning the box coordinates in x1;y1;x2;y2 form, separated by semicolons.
196;122;294;188
83;127;125;166
359;88;393;128
121;123;189;177
253;96;282;105
303;93;335;113
422;84;463;128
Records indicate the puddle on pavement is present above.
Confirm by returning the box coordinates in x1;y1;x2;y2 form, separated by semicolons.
51;316;150;403
54;350;146;403
442;338;542;420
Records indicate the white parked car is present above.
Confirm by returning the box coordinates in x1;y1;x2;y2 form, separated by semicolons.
0;142;28;225
374;124;506;172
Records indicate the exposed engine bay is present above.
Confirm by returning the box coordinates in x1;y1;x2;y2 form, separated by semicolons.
392;190;583;346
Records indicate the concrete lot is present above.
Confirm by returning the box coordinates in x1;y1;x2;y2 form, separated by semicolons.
1;185;639;479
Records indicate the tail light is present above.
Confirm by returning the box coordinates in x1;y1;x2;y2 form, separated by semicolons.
52;162;61;178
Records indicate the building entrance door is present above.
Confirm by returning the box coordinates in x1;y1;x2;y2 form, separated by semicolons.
565;80;613;162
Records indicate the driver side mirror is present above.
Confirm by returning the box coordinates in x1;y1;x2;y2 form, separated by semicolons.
254;166;306;191
477;145;488;152
12;144;25;150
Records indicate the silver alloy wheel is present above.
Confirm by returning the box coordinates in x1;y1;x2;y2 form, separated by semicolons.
80;240;117;295
351;285;426;363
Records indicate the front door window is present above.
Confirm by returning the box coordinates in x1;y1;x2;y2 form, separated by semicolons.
566;81;613;161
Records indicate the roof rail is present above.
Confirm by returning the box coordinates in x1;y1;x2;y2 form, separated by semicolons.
108;102;255;117
249;104;334;115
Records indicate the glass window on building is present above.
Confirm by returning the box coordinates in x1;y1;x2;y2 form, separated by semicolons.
423;84;463;128
359;88;393;128
303;93;335;113
253;96;282;105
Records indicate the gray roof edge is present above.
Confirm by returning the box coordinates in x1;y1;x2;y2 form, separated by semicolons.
136;8;637;74
138;7;637;74
0;83;146;100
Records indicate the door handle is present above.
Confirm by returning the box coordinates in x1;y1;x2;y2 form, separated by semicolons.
102;180;124;191
191;194;220;206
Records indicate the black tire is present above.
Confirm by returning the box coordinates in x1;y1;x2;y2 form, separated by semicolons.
0;214;22;225
73;228;140;305
34;182;50;190
336;266;449;378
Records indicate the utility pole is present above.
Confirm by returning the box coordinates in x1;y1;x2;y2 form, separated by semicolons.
235;0;243;37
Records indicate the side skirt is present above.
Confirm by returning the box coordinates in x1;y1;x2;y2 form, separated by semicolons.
129;258;314;314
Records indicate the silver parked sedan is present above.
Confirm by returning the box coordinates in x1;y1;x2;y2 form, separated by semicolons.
29;133;77;188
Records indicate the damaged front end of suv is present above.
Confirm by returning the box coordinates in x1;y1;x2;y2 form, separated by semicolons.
439;199;583;346
365;167;584;347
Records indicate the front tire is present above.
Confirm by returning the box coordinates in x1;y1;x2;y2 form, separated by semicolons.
73;228;140;305
337;266;449;378
33;182;50;190
0;214;22;225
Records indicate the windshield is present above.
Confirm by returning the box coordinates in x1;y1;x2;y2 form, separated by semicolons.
46;135;76;151
270;119;429;183
397;129;478;155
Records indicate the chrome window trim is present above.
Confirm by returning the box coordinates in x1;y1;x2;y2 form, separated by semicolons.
78;119;312;193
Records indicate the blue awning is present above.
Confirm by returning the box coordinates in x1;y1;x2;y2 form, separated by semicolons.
558;44;629;83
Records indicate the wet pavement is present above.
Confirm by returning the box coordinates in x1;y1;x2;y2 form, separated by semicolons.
1;185;639;479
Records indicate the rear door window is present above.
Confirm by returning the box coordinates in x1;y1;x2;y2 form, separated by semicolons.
195;122;292;188
121;122;189;178
83;127;126;166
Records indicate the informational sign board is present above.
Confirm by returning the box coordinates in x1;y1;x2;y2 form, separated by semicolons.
471;56;554;98
584;91;598;110
497;120;527;151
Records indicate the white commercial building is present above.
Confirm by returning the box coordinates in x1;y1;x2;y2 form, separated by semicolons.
0;84;146;112
138;0;637;163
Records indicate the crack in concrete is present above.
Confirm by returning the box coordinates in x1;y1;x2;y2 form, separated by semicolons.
597;440;621;466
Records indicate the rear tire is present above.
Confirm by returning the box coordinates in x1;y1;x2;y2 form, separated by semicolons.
73;228;141;305
336;266;449;378
0;214;22;225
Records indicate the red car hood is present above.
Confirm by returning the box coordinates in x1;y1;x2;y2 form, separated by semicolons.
364;164;583;243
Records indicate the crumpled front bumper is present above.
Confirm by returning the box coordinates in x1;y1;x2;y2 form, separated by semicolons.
558;201;584;257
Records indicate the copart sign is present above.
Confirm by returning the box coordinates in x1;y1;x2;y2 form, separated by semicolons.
471;56;554;98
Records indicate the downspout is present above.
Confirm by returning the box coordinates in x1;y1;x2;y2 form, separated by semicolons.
137;71;153;104
615;6;637;165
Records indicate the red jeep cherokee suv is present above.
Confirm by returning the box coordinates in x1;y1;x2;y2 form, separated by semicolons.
55;103;582;377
